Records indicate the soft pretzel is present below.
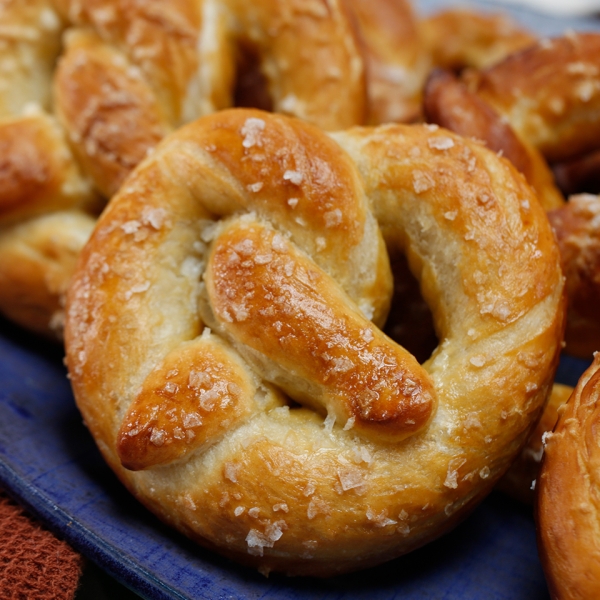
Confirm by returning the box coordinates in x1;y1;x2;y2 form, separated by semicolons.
464;32;600;165
52;0;367;133
64;108;565;576
423;68;564;211
537;353;600;600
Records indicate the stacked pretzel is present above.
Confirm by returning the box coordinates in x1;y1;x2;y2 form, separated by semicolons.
1;0;599;586
3;0;427;336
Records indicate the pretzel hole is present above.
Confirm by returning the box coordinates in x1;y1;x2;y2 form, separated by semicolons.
205;218;437;444
384;252;438;365
234;42;274;113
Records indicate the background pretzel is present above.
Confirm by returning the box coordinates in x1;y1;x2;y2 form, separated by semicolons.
423;31;600;359
537;353;600;600
0;0;99;336
2;0;388;338
65;108;564;576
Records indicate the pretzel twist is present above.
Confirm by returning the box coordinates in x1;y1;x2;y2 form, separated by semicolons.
537;353;600;600
65;108;565;576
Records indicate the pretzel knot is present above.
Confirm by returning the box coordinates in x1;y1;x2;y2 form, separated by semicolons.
65;109;565;576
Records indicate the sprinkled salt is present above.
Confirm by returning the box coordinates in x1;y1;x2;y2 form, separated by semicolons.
337;467;364;491
241;118;265;148
163;382;179;394
324;208;343;228
412;170;434;194
247;182;263;193
307;497;330;519
182;412;202;428
428;136;455;151
303;481;316;497
470;355;486;368
149;428;165;447
234;506;245;516
224;462;240;483
323;413;336;432
142;207;167;230
361;328;374;343
283;170;304;185
124;281;151;300
343;416;356;431
480;466;491;479
271;234;287;253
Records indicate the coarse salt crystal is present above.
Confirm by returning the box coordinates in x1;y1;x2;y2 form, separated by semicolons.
428;136;455;150
241;118;265;148
283;170;304;185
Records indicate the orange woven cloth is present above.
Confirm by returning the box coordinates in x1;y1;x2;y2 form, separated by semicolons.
0;489;83;600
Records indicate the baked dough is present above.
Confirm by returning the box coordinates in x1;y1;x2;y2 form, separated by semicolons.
65;108;565;576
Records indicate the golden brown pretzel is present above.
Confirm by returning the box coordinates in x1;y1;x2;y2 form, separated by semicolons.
65;108;565;577
537;353;600;600
1;0;433;339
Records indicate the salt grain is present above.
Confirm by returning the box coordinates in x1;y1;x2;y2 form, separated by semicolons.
283;170;304;185
241;118;265;148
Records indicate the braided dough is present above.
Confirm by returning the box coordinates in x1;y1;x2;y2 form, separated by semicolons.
65;108;564;576
537;354;600;600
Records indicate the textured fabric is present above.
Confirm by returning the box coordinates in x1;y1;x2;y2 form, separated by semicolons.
0;489;83;600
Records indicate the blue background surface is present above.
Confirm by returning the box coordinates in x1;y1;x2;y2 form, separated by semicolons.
1;1;599;598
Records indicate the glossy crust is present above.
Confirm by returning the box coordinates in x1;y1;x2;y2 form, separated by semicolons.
0;0;98;337
537;354;600;600
65;108;565;576
53;0;367;131
423;32;600;359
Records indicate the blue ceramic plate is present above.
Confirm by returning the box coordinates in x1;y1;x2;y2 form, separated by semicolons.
0;2;598;598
